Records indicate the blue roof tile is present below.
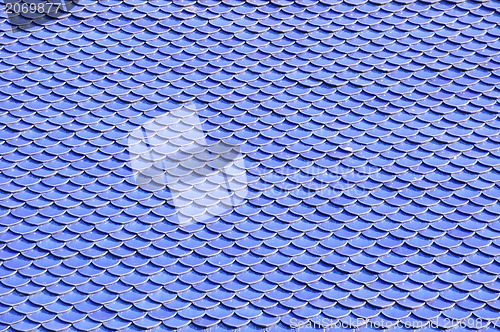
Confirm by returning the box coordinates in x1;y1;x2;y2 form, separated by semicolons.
0;0;498;330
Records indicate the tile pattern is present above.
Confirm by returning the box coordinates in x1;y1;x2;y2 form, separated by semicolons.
0;0;500;331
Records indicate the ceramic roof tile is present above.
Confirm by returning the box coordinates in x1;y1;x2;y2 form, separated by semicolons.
0;0;499;330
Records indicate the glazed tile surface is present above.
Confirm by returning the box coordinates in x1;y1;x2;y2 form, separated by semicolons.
0;0;500;331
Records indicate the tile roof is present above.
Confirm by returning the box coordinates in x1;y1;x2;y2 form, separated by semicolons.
0;0;500;331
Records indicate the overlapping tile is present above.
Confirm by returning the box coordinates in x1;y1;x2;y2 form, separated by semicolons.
0;0;499;331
